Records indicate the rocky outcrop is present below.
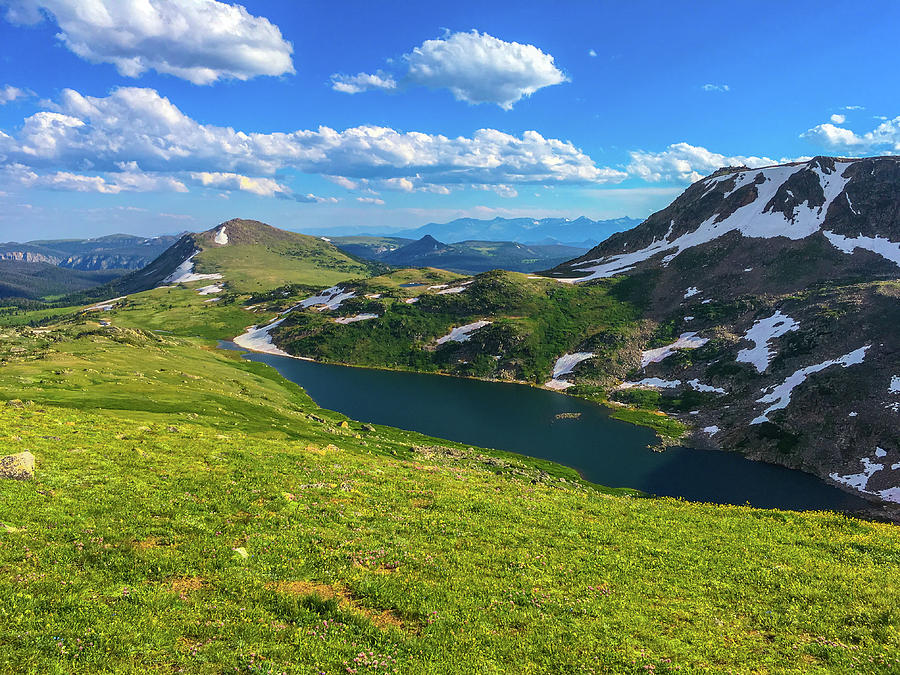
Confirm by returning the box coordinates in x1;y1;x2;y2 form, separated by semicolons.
0;451;35;480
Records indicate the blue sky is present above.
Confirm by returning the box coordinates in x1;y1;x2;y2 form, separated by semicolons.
0;0;898;240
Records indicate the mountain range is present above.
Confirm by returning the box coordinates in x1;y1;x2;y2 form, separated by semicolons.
378;215;641;247
330;234;588;274
0;233;184;299
0;233;182;270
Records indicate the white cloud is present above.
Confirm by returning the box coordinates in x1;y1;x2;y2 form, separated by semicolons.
189;171;288;197
844;105;865;111
802;123;865;148
830;113;846;124
296;193;338;204
2;0;294;85
2;161;187;193
356;196;385;205
0;85;28;104
801;115;900;153
330;30;567;109
330;71;397;94
0;86;624;193
188;171;339;203
702;83;730;93
588;49;597;57
627;142;784;183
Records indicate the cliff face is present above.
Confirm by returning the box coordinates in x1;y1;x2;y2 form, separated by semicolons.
0;234;181;271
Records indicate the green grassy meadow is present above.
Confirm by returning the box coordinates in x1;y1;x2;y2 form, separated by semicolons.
1;322;898;672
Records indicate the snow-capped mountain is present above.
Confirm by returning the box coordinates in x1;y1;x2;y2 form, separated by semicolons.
552;156;900;284
550;156;900;512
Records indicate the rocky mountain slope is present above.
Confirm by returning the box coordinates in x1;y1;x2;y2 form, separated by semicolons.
545;156;900;507
333;234;588;273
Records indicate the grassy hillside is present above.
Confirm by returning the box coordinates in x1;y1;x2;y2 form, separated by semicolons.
66;219;382;303
0;319;898;672
274;269;648;385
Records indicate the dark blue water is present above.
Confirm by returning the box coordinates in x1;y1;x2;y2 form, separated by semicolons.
221;342;870;513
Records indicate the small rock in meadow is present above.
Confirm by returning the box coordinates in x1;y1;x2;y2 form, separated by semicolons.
232;546;249;559
0;451;35;480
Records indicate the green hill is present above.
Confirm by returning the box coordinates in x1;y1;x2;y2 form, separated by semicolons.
71;218;382;301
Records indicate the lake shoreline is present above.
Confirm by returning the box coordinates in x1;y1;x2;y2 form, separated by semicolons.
218;339;887;519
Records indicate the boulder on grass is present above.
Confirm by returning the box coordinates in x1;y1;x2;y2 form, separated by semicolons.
0;451;35;480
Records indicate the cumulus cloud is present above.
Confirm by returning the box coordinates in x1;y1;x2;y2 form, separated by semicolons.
627;142;788;183
0;84;28;104
356;196;385;205
0;86;624;194
2;0;294;85
801;115;900;154
830;113;846;124
2;161;187;193
701;83;729;93
330;71;397;94
330;30;567;109
588;49;597;57
189;171;289;197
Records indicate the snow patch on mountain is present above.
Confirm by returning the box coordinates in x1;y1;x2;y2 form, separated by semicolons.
163;252;223;284
750;345;870;425
823;231;900;267
214;226;228;245
545;352;595;389
233;317;291;357
85;296;127;311
640;332;708;368
436;320;492;345
736;311;799;372
568;160;856;282
618;377;725;394
300;287;356;311
687;379;727;394
890;376;900;393
684;286;700;299
197;284;223;295
829;450;900;504
334;313;379;324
